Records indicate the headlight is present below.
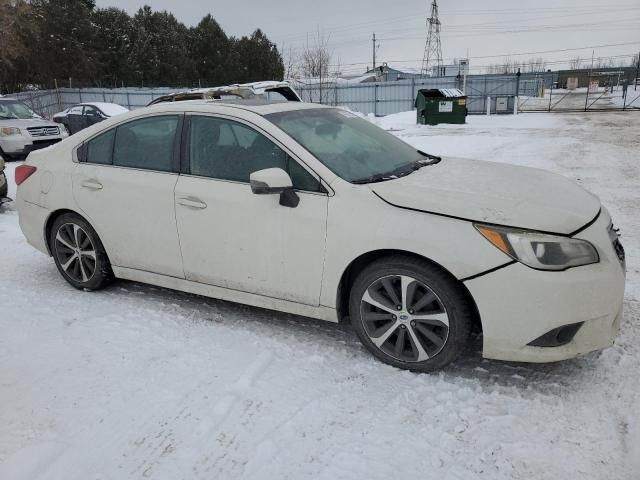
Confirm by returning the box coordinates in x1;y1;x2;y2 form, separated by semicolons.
475;224;599;271
0;127;21;136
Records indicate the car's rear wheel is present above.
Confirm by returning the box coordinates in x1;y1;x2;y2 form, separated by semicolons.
349;256;473;372
50;213;113;290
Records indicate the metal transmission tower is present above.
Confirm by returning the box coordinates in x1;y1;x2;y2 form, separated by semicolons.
421;0;443;77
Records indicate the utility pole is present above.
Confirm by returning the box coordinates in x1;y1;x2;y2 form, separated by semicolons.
372;33;376;69
585;49;594;111
635;49;639;91
421;0;443;77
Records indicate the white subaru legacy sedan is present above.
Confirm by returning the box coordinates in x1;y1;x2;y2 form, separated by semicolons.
15;101;626;371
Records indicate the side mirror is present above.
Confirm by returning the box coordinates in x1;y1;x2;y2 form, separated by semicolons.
249;168;299;208
250;168;292;194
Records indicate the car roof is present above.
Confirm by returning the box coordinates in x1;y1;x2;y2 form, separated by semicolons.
141;99;332;116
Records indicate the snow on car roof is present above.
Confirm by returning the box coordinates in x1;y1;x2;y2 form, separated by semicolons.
142;99;329;116
86;102;129;116
187;81;293;95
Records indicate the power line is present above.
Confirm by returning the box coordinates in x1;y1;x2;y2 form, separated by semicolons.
325;42;640;68
274;5;640;46
278;13;640;55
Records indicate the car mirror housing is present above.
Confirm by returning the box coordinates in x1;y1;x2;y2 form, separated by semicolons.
250;168;299;208
250;168;293;194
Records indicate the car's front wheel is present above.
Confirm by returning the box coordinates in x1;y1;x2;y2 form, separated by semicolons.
50;213;113;290
349;256;473;372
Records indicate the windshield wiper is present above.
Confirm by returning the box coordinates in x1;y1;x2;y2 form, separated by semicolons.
351;172;398;184
418;150;442;164
352;152;442;185
0;115;14;119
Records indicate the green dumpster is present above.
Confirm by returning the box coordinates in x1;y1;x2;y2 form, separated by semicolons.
415;88;467;125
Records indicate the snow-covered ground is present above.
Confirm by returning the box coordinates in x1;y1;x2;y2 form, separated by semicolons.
1;111;639;480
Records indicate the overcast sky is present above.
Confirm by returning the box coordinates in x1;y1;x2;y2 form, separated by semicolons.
96;0;640;74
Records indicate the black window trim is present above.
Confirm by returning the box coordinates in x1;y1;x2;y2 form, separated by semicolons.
181;112;330;195
77;113;184;174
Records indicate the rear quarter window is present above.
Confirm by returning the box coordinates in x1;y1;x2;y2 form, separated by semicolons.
86;129;115;165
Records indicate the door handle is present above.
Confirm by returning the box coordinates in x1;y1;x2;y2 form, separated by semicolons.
177;197;207;209
81;180;103;191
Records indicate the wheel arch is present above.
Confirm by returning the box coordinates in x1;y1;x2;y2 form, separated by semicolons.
335;249;482;333
44;209;97;256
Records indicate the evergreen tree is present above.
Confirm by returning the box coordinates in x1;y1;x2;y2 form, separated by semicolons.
0;2;285;90
30;0;97;85
0;0;35;92
188;14;231;86
91;7;133;87
231;29;285;84
127;6;190;86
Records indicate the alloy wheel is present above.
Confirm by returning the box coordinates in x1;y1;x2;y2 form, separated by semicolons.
360;275;450;362
54;223;97;283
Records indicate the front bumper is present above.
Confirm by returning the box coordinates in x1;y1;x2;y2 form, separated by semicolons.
0;135;63;158
465;210;625;363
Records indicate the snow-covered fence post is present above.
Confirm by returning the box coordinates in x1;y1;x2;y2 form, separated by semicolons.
486;96;491;115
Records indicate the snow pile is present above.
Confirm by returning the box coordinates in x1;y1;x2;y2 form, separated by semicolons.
1;111;639;480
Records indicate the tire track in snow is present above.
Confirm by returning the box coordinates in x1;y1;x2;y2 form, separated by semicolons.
128;350;274;479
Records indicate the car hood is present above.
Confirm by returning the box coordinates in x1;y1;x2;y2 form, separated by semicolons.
369;157;600;235
0;117;59;128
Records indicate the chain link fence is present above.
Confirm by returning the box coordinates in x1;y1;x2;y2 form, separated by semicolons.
6;72;638;120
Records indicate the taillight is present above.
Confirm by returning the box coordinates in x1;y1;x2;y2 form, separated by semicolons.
15;165;37;186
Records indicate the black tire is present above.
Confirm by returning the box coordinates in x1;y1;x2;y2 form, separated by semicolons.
50;213;113;290
0;172;7;198
349;255;473;372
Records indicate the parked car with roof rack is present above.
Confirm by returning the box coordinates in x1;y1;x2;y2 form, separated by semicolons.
53;102;129;135
0;98;68;160
147;81;301;106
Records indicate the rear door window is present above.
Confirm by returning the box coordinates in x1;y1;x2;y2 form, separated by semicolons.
112;116;179;172
82;115;180;171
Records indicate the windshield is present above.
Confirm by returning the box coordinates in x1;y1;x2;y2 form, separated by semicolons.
266;108;430;183
0;100;38;120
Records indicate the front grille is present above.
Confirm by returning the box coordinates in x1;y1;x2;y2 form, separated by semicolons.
27;126;60;137
32;139;60;147
608;223;625;265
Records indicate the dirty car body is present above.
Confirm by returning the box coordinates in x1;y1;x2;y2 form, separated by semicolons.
14;101;626;371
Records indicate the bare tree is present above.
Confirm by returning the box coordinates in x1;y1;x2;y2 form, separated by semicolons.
281;44;300;80
301;30;332;78
526;57;547;72
594;57;614;69
569;56;582;70
300;29;334;103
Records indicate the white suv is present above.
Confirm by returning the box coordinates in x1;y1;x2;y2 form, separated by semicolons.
14;101;626;371
0;98;68;160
